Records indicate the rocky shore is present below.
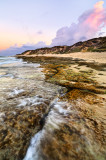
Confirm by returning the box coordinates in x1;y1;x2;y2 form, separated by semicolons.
0;55;106;159
20;55;106;159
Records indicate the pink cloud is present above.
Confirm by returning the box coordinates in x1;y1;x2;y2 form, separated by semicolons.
84;1;106;28
51;1;106;46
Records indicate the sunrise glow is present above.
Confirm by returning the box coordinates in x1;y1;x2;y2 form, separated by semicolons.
0;0;106;55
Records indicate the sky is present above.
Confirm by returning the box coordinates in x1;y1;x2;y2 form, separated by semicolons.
0;0;106;56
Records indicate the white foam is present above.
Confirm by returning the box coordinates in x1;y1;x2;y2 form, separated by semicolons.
54;102;69;115
23;99;71;160
9;88;24;97
0;73;14;79
17;95;46;107
24;131;43;160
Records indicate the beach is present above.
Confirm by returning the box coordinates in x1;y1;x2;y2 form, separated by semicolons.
17;52;106;63
0;55;106;160
1;0;106;159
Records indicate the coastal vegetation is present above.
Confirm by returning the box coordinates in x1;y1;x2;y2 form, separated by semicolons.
17;36;106;56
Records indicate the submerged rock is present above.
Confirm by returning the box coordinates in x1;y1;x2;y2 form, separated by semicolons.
23;97;106;160
0;98;50;160
0;56;106;160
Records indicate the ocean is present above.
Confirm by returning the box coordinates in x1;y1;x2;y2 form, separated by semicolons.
0;56;66;160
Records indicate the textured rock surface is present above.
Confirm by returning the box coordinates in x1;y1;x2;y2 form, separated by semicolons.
0;59;62;160
43;63;106;94
0;57;106;160
39;62;106;160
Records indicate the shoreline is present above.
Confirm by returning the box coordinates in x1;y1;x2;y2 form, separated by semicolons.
0;56;106;159
16;52;106;64
16;52;106;99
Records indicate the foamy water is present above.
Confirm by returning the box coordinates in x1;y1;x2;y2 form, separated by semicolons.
0;56;65;159
24;99;72;160
0;56;22;65
0;56;104;160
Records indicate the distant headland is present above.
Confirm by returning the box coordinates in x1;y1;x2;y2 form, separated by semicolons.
17;36;106;56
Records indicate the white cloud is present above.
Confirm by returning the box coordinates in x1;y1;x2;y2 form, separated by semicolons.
51;1;106;46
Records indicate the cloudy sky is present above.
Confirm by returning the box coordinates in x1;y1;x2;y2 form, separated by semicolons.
0;0;106;56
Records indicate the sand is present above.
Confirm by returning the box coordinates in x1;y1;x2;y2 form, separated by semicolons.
19;52;106;64
17;52;106;99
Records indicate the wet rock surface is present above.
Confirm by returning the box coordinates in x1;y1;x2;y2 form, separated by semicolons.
0;56;106;160
36;60;106;160
0;58;62;160
23;97;106;160
43;63;106;94
0;95;50;160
